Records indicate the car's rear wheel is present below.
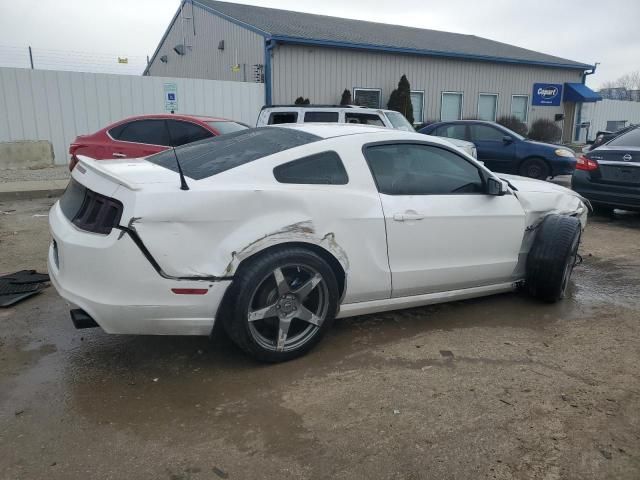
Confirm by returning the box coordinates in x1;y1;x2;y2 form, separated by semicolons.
519;158;550;180
223;247;339;362
526;214;581;302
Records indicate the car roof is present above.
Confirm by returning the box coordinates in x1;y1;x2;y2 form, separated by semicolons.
274;123;393;139
114;113;236;123
262;105;394;114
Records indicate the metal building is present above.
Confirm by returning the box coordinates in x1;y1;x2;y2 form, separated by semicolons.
145;0;602;141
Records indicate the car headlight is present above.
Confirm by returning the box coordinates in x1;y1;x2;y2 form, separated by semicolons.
555;149;575;158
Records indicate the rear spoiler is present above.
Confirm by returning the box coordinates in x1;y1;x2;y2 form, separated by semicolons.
76;155;141;191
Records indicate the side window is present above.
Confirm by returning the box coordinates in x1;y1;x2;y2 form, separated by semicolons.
436;124;467;140
274;151;348;185
115;119;170;146
167;120;213;146
304;111;339;123
269;112;298;124
344;113;385;127
364;143;484;195
469;124;505;142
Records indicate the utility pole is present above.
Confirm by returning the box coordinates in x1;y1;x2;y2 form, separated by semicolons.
28;46;34;69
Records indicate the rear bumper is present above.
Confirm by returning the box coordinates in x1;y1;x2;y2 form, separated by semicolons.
572;170;640;210
48;202;231;335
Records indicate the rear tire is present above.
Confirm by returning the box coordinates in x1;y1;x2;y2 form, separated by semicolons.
526;214;581;303
223;247;339;363
519;158;550;180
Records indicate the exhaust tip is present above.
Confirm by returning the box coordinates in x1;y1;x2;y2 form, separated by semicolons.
70;309;99;329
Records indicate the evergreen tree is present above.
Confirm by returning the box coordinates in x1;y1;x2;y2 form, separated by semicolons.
387;74;414;124
294;97;311;105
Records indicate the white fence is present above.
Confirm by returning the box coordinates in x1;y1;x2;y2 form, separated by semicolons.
0;67;265;166
579;99;640;142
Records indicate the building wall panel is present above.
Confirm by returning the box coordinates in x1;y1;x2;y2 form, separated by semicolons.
271;44;583;126
146;3;264;82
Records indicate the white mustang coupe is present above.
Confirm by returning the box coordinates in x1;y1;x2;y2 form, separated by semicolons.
49;124;588;362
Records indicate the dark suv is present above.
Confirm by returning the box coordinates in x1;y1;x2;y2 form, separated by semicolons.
419;120;576;179
572;126;640;212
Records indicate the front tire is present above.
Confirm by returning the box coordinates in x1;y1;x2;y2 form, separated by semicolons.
223;247;339;363
526;214;581;303
519;158;550;180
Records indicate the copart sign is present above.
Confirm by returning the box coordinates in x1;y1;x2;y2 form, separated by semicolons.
532;83;563;106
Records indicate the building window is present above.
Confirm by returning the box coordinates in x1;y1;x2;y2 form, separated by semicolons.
410;90;425;124
478;93;498;121
441;92;463;121
353;88;381;108
606;120;627;131
511;95;529;122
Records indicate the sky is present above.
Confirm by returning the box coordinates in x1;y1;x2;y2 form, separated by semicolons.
0;0;638;87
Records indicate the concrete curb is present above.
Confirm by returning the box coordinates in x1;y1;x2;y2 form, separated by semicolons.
0;180;68;202
0;188;66;201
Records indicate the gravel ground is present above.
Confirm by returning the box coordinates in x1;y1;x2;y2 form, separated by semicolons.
1;199;639;479
0;166;70;183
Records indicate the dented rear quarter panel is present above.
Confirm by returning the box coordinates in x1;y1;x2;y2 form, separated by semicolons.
126;135;393;304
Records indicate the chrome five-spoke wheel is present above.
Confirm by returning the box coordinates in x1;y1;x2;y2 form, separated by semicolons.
248;265;329;352
224;247;339;362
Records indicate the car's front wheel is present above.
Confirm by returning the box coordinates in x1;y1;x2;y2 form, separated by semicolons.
223;247;339;362
526;214;581;302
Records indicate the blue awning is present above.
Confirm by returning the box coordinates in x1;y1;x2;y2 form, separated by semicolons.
563;83;602;102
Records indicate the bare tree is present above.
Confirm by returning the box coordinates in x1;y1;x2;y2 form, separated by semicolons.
600;71;640;90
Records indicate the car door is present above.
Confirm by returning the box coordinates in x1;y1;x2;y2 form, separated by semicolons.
108;119;171;158
468;124;517;172
363;142;525;297
166;119;214;146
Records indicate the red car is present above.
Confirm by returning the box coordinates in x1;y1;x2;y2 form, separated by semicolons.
68;114;248;170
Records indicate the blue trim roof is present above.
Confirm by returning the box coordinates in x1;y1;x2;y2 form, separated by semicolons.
564;83;602;102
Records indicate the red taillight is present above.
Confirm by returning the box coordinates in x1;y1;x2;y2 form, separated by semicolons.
69;155;79;171
576;155;599;171
171;288;209;295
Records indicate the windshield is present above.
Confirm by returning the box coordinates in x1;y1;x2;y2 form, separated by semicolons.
384;111;415;132
207;121;249;135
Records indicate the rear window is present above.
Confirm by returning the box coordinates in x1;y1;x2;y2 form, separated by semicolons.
147;127;322;180
304;111;339;123
207;121;248;135
607;127;640;147
269;112;298;125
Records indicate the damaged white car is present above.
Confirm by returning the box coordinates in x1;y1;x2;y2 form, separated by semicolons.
49;124;588;362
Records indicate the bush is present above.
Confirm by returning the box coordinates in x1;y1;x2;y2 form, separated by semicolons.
340;89;352;106
294;97;310;105
528;118;562;143
497;116;528;137
387;74;414;124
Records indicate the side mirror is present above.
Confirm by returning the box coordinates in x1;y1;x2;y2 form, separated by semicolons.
486;177;507;196
503;135;513;144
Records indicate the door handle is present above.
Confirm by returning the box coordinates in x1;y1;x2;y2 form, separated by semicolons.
112;152;127;158
393;213;425;222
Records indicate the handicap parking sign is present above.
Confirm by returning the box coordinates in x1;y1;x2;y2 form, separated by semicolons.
164;83;178;112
